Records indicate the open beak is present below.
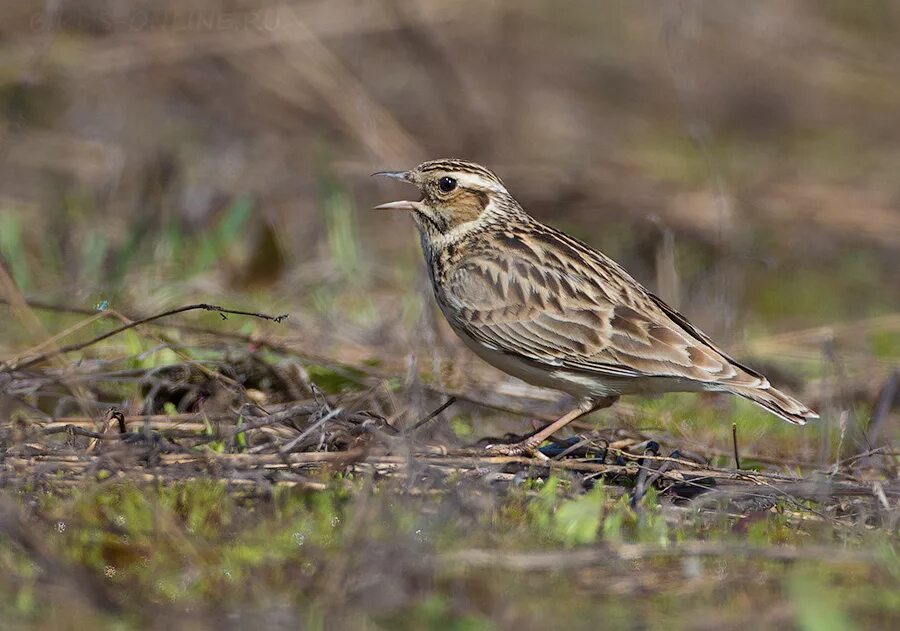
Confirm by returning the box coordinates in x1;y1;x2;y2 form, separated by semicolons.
371;170;410;182
373;200;423;211
372;170;423;211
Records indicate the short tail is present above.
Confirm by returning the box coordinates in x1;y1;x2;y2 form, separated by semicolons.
726;384;819;425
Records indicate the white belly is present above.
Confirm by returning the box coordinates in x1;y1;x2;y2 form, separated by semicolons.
452;325;709;401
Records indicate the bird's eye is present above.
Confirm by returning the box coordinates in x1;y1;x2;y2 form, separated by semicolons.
438;176;457;193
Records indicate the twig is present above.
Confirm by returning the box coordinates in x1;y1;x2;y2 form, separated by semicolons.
279;407;343;455
552;437;608;461
410;396;456;432
42;425;105;439
638;457;678;494
1;296;568;421
651;433;814;468
630;442;660;509
836;447;900;468
732;423;741;470
110;408;127;434
233;401;319;435
1;303;288;372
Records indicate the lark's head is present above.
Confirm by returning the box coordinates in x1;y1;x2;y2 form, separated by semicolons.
373;159;519;241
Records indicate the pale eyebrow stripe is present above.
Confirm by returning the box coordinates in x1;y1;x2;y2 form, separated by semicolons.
455;172;506;193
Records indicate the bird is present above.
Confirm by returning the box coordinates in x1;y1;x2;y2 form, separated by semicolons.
373;159;818;455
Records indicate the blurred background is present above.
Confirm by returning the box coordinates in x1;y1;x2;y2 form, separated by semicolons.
1;2;899;627
1;0;898;436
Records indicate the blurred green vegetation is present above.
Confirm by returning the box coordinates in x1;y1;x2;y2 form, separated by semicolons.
1;477;897;628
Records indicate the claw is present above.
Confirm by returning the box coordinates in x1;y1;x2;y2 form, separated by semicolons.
485;441;548;460
484;442;517;456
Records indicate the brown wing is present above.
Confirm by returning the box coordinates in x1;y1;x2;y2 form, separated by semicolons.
440;242;767;389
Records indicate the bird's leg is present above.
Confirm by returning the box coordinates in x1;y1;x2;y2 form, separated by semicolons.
487;396;618;456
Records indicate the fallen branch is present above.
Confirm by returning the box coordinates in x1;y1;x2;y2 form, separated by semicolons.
1;303;289;372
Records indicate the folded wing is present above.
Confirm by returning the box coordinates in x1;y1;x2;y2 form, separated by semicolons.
440;247;766;389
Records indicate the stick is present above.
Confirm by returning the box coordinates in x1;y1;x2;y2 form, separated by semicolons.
1;303;288;372
630;442;660;509
232;401;319;435
1;297;569;421
410;397;456;432
42;425;105;439
732;423;741;470
278;407;344;455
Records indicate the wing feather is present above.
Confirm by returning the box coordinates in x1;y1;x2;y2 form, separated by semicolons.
439;243;761;388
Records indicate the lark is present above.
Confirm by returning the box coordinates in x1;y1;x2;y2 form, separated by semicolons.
374;159;818;455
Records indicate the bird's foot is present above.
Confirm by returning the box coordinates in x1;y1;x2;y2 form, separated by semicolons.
484;439;548;460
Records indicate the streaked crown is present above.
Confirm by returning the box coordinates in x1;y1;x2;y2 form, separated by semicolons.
417;159;506;190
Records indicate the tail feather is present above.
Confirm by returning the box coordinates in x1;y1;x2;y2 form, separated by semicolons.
726;384;819;425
